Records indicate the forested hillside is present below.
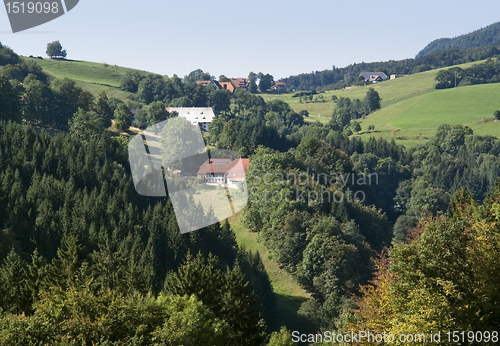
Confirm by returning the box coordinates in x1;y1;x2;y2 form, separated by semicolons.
351;189;500;344
1;40;500;345
0;43;284;345
417;21;500;57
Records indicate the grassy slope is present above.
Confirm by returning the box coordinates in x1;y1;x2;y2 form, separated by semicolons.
227;211;309;329
28;57;500;147
262;60;500;145
23;57;152;101
357;83;500;143
260;66;446;125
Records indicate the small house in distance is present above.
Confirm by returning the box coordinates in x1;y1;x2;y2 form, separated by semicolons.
272;81;287;91
167;107;216;132
360;72;388;83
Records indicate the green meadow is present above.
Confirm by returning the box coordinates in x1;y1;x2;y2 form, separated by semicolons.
227;211;309;329
262;59;500;145
357;83;500;142
24;57;150;100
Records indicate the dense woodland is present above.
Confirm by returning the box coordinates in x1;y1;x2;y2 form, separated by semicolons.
1;40;500;345
417;21;500;57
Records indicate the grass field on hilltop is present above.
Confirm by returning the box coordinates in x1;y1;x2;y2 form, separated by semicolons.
357;82;500;144
24;57;152;86
261;60;490;121
23;57;152;101
262;59;499;145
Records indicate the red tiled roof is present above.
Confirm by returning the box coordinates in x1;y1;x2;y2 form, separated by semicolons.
197;158;250;175
196;80;222;89
272;82;286;89
219;82;235;92
227;159;250;181
230;78;249;89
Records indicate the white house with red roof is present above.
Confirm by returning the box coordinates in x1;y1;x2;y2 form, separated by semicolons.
197;157;250;186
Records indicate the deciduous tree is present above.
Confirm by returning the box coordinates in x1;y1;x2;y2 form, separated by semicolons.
46;41;67;59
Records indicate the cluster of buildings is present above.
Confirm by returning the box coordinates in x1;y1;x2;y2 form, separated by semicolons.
360;72;408;83
144;77;288;186
196;78;287;92
162;106;249;185
196;78;249;92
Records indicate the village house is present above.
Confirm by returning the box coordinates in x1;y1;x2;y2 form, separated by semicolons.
166;107;216;132
197;78;248;93
197;157;250;186
359;72;388;83
271;81;287;91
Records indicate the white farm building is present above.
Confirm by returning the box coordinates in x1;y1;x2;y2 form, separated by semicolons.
167;107;216;132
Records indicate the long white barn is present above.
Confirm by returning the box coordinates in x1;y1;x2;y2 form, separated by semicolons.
167;107;216;132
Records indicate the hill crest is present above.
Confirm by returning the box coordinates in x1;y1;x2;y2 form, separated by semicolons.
417;22;500;57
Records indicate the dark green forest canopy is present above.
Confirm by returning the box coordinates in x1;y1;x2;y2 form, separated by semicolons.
417;21;500;57
0;121;277;344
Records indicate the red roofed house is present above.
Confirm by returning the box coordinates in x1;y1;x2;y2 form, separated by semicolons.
272;81;286;91
197;158;250;186
230;78;249;91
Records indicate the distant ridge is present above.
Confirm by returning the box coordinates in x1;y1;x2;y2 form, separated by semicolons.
417;22;500;57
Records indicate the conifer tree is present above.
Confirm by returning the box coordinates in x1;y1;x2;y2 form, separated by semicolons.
0;248;30;314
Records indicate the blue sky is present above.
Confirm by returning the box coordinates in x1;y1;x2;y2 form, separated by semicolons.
1;0;500;79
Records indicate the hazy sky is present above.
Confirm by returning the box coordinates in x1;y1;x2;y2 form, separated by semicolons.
1;0;499;79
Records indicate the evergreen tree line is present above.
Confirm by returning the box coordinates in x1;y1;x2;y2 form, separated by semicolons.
3;41;500;342
121;72;234;115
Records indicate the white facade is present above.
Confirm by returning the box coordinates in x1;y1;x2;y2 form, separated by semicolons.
168;107;216;132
